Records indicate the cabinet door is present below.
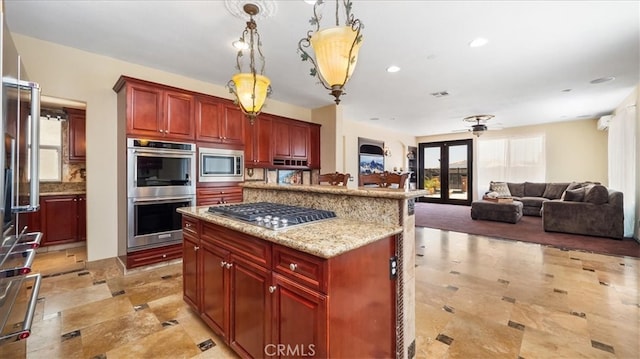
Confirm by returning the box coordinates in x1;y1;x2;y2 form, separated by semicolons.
77;195;86;242
127;82;163;137
65;108;86;163
272;120;291;158
183;234;199;310
272;274;327;359
221;105;245;145
290;123;309;159
229;255;271;359
245;115;272;167
201;240;230;341
164;90;195;140
41;196;78;246
309;124;321;169
195;96;223;143
254;115;273;166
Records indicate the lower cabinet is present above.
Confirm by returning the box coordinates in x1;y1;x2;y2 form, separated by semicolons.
182;217;396;359
37;194;86;246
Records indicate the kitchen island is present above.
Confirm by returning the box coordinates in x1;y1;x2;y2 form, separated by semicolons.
179;183;426;359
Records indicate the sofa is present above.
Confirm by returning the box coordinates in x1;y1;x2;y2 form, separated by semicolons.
488;181;624;239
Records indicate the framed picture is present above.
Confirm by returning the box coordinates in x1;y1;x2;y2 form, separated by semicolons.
277;169;303;185
359;154;384;175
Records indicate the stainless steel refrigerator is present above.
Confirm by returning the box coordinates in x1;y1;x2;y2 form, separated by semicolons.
0;0;43;346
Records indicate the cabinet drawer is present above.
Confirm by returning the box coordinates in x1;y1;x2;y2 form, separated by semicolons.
201;222;270;268
273;244;327;293
182;217;199;237
126;244;182;269
196;187;243;206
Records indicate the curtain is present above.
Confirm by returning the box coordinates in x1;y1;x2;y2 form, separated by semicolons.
608;105;637;238
477;135;546;198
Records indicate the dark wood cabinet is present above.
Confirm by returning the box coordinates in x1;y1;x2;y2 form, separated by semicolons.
40;194;86;246
65;108;86;163
196;186;242;206
114;76;195;140
195;96;245;145
182;216;396;358
244;114;272;168
273;119;309;160
309;124;321;169
272;118;311;167
272;273;327;358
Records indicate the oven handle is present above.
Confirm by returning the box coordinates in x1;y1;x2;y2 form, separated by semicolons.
132;196;194;204
132;149;195;158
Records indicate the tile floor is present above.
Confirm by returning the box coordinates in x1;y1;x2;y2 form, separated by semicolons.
1;227;638;358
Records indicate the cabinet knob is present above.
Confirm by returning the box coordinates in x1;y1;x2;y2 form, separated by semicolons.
185;223;192;228
225;263;233;269
220;261;227;267
289;263;298;272
269;285;277;293
194;246;200;251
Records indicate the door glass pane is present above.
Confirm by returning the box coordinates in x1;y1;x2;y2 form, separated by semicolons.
448;144;469;201
423;147;441;199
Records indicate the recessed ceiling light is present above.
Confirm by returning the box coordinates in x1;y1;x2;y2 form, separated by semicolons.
370;117;380;121
561;89;572;92
232;40;248;50
386;65;401;73
469;37;488;48
590;76;615;84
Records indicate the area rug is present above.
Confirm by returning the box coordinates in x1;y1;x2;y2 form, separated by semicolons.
415;202;640;258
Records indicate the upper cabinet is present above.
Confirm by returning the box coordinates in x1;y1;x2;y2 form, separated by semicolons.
244;114;272;168
195;96;245;145
308;123;321;169
64;108;86;163
114;76;195;140
272;117;311;167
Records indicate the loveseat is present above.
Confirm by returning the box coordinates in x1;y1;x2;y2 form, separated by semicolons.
488;181;624;239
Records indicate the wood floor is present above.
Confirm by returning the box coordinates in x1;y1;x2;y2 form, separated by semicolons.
1;227;638;358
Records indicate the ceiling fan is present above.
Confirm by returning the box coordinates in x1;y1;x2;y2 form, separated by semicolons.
455;114;501;136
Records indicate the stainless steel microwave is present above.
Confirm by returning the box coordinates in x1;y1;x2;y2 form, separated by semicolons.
198;147;244;182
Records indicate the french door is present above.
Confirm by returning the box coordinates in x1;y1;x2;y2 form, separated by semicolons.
418;139;473;205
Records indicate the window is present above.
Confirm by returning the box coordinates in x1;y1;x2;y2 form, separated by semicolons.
28;116;62;181
477;135;545;196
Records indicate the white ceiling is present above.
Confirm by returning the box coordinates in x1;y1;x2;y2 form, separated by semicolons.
4;0;639;136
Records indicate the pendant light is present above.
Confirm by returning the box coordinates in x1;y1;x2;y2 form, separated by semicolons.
228;3;271;124
298;0;363;104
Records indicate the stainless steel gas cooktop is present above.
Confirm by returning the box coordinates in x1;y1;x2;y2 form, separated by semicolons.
207;202;336;230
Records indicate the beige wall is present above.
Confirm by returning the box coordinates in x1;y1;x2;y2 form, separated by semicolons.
417;119;608;196
12;33;310;261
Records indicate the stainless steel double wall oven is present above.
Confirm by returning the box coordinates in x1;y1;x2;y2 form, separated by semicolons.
127;138;195;252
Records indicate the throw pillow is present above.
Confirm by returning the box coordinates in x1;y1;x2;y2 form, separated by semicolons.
507;182;525;198
584;185;609;204
562;188;585;202
524;182;546;197
490;181;511;197
542;183;570;199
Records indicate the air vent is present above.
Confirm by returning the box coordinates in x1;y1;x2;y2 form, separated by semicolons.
430;91;449;98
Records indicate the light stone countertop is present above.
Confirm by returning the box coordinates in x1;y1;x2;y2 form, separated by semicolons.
178;206;403;259
40;191;86;196
241;182;428;199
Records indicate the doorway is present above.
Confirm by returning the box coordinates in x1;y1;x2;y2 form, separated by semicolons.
418;139;473;205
